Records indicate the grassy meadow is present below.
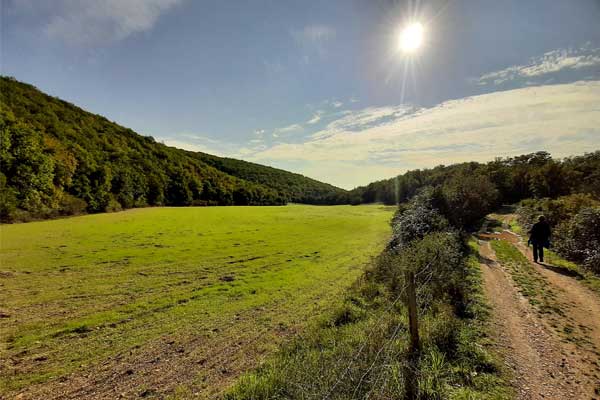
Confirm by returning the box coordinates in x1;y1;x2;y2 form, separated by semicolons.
0;204;393;395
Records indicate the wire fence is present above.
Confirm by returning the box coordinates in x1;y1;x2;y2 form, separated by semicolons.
320;258;439;399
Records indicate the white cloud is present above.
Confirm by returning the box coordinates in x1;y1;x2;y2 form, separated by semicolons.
306;111;323;125
475;45;600;86
272;123;303;138
311;105;414;139
247;82;600;189
16;0;182;46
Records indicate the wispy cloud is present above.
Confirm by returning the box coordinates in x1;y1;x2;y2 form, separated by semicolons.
306;113;323;125
11;0;182;46
311;105;414;139
247;82;600;189
272;123;303;138
475;44;600;87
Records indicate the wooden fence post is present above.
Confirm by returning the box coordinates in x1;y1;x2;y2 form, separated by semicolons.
404;270;420;400
406;270;419;353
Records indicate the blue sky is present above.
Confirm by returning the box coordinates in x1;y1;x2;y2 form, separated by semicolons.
3;0;600;188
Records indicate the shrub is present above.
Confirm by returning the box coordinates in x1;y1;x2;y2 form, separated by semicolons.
553;207;600;273
388;189;449;252
327;302;366;327
440;173;499;229
58;193;88;216
517;193;599;229
0;173;18;222
105;198;123;212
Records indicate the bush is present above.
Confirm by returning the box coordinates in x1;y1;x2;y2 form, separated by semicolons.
517;193;599;229
58;193;87;216
440;173;499;228
105;198;123;213
388;189;449;252
0;173;17;222
517;196;600;274
553;207;600;273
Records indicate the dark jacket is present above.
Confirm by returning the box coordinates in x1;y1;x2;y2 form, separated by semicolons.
529;220;551;247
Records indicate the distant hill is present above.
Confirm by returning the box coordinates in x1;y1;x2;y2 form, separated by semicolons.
0;76;348;222
193;152;348;204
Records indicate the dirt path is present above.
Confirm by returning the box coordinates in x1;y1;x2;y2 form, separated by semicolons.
477;217;600;399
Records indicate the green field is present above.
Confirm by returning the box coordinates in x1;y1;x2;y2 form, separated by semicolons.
0;205;393;396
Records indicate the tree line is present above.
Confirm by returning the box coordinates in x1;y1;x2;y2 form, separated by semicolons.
350;150;600;221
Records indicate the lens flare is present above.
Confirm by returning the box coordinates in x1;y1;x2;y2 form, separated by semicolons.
399;22;424;53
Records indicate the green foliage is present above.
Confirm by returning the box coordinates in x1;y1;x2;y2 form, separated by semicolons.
553;207;600;273
0;76;346;222
517;193;598;228
388;189;449;251
226;199;510;400
0;173;18;220
194;152;348;205
440;172;499;228
350;150;600;209
516;195;600;274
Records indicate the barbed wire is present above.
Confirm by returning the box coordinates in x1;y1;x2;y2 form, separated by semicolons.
322;280;410;399
323;257;442;399
349;318;405;398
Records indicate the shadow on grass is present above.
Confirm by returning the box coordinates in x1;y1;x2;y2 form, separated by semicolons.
476;251;496;267
537;262;583;279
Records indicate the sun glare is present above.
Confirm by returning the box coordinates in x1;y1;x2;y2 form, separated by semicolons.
399;22;424;53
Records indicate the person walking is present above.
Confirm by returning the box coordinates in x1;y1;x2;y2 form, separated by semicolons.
528;215;551;263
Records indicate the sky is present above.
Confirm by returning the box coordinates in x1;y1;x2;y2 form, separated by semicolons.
2;0;600;189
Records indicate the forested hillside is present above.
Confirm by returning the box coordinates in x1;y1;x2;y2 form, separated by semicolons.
194;152;348;204
0;77;347;222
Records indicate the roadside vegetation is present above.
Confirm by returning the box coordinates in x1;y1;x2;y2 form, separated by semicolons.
227;147;600;399
227;191;512;399
487;208;600;297
516;194;600;275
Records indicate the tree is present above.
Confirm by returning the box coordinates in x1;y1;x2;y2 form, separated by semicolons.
441;173;499;228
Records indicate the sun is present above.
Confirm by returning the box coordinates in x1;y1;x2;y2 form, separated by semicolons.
399;22;424;53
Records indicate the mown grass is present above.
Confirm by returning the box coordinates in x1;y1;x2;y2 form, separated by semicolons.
225;238;512;400
0;205;394;394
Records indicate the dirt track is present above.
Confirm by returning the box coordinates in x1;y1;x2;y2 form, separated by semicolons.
478;216;600;399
